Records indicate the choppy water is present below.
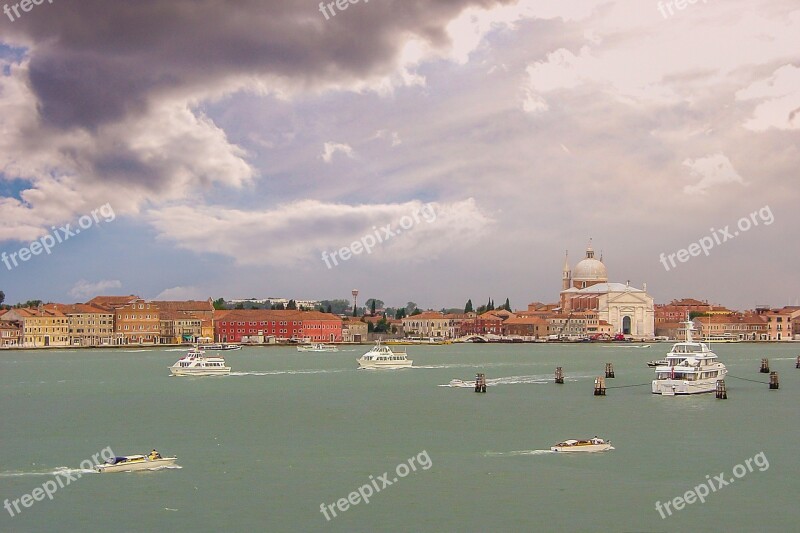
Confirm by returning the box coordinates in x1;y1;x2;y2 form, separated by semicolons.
1;343;798;532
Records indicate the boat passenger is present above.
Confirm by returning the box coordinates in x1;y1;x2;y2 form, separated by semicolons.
150;449;162;460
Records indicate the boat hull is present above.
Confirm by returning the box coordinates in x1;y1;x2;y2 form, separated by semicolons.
551;444;614;452
357;360;413;369
651;378;723;395
169;367;231;376
96;457;177;473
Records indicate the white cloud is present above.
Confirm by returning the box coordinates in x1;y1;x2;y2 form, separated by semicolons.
321;142;355;163
682;154;747;195
155;286;209;300
147;198;495;268
68;279;122;300
736;65;800;131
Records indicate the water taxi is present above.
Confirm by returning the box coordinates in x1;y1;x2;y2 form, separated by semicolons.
551;438;614;452
297;343;339;352
652;317;727;395
357;341;412;369
202;343;242;351
169;346;231;376
96;454;177;473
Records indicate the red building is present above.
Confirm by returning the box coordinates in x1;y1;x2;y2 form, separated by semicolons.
215;310;342;342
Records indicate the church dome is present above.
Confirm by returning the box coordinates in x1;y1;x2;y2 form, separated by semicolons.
572;245;607;282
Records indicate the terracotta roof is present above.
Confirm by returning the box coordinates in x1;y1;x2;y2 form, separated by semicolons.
86;295;140;310
154;300;213;312
47;303;113;315
215;309;342;323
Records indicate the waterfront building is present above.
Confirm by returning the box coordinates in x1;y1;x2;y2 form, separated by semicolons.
0;306;69;347
155;299;215;342
559;244;655;337
692;315;770;341
215;310;342;343
502;316;549;338
757;307;800;341
114;299;161;344
0;320;21;346
402;312;451;339
342;317;368;342
159;312;203;344
52;304;115;346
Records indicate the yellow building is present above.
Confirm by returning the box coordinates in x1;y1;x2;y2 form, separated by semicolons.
0;307;70;347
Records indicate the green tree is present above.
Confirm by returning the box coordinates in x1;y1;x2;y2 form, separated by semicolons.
464;299;473;313
504;298;511;312
405;302;417;315
0;290;4;306
287;299;297;310
411;308;422;316
212;298;226;310
689;311;709;320
235;302;245;309
353;304;358;317
326;304;332;314
371;300;377;315
395;308;406;319
374;317;390;333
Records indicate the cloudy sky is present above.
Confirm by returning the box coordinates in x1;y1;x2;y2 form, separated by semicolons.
0;0;798;310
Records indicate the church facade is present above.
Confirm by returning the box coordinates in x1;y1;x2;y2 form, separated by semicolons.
559;244;655;337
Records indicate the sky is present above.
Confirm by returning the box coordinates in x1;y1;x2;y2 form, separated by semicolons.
0;0;798;311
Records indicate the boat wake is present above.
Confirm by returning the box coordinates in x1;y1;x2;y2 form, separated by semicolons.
228;369;350;377
0;467;98;478
414;361;544;370
441;374;593;388
484;450;555;457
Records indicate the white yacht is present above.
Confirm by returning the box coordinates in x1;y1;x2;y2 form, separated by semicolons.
297;343;339;352
169;346;231;376
96;454;177;473
551;438;614;453
651;317;727;395
357;341;412;369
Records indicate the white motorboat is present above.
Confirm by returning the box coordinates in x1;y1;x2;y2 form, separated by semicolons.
357;341;412;369
647;359;668;368
96;454;177;473
551;438;614;452
297;343;339;352
169;346;231;376
202;343;242;351
651;317;727;395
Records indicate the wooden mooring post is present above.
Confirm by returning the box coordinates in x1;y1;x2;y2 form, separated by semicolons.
594;376;606;396
475;373;487;393
795;356;800;369
554;367;564;384
769;372;779;390
759;358;770;373
715;379;727;399
605;363;615;378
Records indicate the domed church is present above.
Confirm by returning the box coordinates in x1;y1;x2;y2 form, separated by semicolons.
559;242;655;336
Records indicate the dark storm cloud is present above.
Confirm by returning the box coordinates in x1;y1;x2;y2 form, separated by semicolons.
6;0;514;130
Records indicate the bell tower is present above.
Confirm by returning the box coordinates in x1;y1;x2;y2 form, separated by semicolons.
562;251;571;291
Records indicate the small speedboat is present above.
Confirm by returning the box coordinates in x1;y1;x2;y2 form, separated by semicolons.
297;343;339;352
95;454;177;473
203;344;241;351
551;438;614;452
647;359;668;367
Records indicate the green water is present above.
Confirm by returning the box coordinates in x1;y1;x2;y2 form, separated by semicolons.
1;343;798;532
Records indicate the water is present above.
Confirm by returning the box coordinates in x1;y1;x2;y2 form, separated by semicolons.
1;343;798;532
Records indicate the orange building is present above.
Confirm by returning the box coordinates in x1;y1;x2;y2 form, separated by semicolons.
114;299;160;344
